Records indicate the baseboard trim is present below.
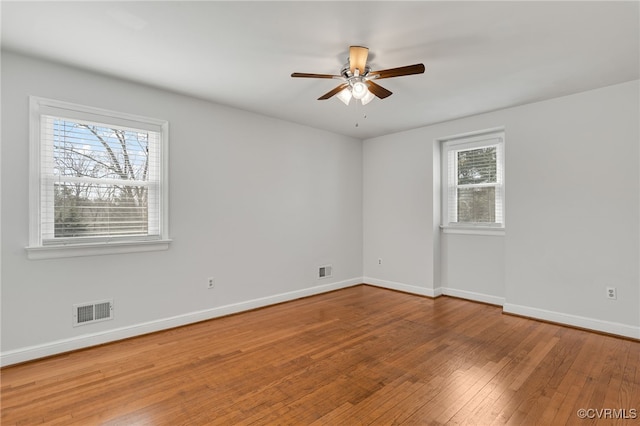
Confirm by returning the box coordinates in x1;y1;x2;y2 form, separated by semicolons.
503;303;640;340
363;277;441;298
6;280;636;366
0;277;362;367
440;287;505;306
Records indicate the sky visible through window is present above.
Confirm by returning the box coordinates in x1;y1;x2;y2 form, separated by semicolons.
53;119;149;182
51;119;150;237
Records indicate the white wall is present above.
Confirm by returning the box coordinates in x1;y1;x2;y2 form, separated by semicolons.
1;51;363;364
2;50;638;366
362;127;440;296
363;80;639;338
502;81;639;337
440;234;505;305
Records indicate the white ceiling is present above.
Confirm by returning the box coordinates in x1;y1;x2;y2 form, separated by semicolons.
2;1;638;139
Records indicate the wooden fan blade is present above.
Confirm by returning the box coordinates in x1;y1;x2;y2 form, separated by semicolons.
349;46;369;76
291;72;339;79
318;83;349;100
366;81;393;99
369;63;425;80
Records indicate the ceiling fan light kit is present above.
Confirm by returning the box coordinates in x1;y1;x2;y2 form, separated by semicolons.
351;80;368;99
291;45;425;106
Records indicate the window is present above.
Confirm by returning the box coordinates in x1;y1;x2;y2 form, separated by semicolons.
441;129;504;234
28;97;170;259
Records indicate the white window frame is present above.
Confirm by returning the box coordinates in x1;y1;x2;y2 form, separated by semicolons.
441;128;505;235
27;97;171;259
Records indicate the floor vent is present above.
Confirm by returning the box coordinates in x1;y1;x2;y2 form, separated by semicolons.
318;265;332;279
73;299;113;327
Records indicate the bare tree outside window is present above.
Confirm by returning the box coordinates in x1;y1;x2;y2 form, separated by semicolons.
53;120;150;238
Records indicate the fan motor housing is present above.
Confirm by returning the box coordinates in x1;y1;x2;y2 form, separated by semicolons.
340;63;371;79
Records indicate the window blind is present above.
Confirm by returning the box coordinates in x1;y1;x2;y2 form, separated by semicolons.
444;132;504;227
40;116;161;243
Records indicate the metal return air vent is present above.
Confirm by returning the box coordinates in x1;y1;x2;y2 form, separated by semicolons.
73;299;113;327
318;265;333;279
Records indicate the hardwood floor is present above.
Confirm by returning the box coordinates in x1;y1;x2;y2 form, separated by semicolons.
1;285;638;425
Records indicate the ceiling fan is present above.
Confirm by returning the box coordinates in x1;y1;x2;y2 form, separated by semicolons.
291;46;425;106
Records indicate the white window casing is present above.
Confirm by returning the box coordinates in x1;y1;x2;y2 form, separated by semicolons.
441;128;505;235
27;97;170;259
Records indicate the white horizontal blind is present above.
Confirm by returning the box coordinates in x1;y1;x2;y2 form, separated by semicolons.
444;131;504;227
40;115;161;244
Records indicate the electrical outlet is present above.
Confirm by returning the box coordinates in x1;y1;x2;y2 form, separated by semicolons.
378;258;382;265
207;277;215;289
606;287;617;300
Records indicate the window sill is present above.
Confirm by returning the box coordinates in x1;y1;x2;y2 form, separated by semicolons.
441;226;505;236
26;239;172;260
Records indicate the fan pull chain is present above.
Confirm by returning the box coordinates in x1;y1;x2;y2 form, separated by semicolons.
354;99;367;127
355;112;367;128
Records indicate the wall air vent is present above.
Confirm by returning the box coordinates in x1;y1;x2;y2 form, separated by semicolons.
318;265;333;279
73;299;113;327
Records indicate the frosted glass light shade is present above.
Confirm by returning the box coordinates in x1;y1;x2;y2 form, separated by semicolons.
351;81;368;99
361;90;375;105
336;88;352;105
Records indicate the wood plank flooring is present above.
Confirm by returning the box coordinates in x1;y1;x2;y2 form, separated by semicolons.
1;285;638;425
